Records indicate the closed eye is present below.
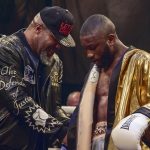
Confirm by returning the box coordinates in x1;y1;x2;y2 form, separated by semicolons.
86;44;98;50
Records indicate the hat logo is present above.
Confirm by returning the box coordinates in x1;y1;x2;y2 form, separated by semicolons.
59;22;73;36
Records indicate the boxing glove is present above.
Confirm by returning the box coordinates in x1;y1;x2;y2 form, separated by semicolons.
111;113;149;150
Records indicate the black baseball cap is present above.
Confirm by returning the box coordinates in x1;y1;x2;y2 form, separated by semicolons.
40;6;75;47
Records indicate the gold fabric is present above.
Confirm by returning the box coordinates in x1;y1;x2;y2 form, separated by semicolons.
108;49;150;150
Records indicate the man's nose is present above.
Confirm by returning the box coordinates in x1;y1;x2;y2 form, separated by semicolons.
55;43;61;50
52;43;61;52
86;51;94;58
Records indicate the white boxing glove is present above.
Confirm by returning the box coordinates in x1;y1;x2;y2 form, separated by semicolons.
111;113;149;150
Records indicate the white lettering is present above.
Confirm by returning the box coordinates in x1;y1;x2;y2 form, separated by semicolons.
0;76;26;91
1;66;16;75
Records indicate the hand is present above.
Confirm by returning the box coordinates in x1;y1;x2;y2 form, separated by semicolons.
111;113;149;150
60;144;68;150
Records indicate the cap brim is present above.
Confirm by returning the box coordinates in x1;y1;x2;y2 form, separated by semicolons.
59;34;76;47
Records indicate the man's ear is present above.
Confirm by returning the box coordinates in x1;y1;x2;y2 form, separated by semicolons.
106;34;115;47
35;24;43;33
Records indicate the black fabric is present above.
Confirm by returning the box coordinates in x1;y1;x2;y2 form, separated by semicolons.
133;107;150;119
104;52;124;150
67;106;79;150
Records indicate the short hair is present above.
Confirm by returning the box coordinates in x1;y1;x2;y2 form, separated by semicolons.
29;13;45;28
80;14;116;36
67;91;80;106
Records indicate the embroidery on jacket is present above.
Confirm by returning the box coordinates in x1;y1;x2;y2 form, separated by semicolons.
23;65;35;84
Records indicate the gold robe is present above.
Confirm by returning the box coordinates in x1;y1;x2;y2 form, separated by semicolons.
108;49;150;150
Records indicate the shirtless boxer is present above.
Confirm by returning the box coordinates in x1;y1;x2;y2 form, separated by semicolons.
68;14;150;150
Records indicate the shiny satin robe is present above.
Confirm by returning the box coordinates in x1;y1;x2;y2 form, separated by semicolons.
108;49;150;150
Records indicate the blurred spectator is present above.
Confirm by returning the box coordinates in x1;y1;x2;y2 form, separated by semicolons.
67;91;80;106
61;91;80;116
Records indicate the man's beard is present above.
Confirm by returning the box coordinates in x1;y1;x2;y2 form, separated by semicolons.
40;50;54;66
100;46;114;70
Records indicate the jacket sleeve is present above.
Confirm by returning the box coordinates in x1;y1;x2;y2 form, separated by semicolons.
0;43;63;134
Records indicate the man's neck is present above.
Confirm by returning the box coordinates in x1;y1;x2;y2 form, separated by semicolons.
104;43;128;75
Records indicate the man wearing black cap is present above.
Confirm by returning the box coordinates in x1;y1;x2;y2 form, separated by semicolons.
0;6;75;150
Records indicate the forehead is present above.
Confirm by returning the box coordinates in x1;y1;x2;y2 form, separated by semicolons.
80;31;105;46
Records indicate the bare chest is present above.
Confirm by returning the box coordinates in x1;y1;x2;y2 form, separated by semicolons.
96;70;110;98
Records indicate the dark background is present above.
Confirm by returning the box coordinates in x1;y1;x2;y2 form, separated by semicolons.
1;0;150;104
